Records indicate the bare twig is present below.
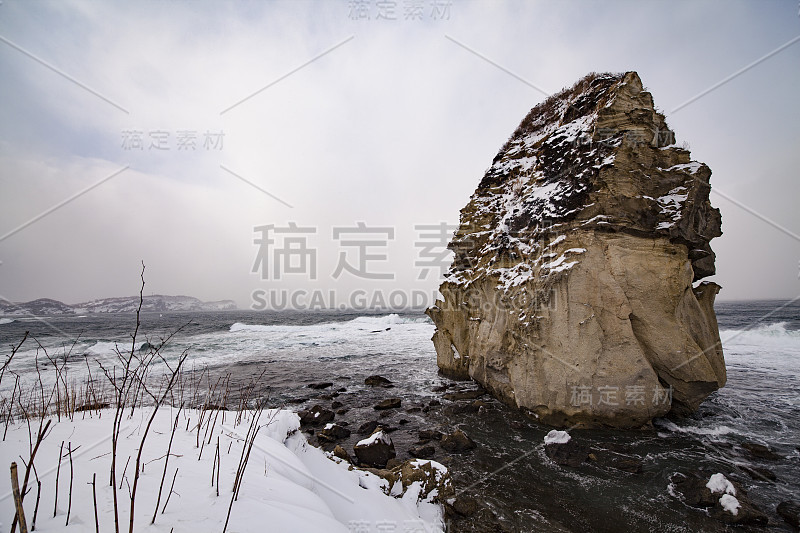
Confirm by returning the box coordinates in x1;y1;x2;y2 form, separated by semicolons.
10;462;28;533
65;442;74;526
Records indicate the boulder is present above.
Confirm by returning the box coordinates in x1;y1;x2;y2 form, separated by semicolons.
317;423;351;443
441;429;476;453
354;430;396;468
426;71;725;428
357;421;379;435
395;459;454;503
418;429;443;442
307;382;333;390
298;404;335;427
671;472;768;526
543;431;588;467
374;398;402;410
332;445;352;463
741;441;782;461
777;501;800;529
409;445;436;459
365;375;393;387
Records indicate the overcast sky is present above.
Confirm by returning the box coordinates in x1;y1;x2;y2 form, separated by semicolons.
0;0;798;308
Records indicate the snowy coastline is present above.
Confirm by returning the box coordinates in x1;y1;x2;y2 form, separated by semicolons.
0;407;445;532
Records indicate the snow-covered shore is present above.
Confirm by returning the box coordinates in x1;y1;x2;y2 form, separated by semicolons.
0;407;445;532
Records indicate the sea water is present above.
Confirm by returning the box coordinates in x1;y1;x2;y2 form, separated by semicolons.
0;300;797;531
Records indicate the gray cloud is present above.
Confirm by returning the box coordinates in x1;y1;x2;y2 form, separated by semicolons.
0;0;798;307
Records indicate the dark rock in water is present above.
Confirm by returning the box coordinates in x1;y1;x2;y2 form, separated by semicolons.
450;507;514;533
298;405;335;427
374;398;402;410
431;385;448;393
671;472;768;526
443;389;486;401
317;424;351;442
357;421;379;435
331;401;343;409
452;496;481;517
365;375;393;387
741;441;782;461
307;382;333;390
333;445;352;463
671;473;717;508
287;397;309;404
418;429;443;442
406;407;422;413
410;445;436;459
139;342;158;352
441;429;476;453
545;440;589;467
711;498;768;526
428;399;441;407
399;419;410;425
740;465;777;482
508;420;525;430
777;501;800;528
354;430;396;468
336;408;349;415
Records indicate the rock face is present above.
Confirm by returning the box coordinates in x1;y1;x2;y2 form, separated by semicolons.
426;71;725;428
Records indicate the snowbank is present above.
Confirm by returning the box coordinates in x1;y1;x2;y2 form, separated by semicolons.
0;407;444;532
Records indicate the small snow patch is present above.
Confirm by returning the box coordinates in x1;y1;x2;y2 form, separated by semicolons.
544;430;571;445
706;473;736;496
357;430;390;447
719;494;740;516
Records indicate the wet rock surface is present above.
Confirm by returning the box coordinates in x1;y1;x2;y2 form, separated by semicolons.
242;358;796;532
777;501;800;529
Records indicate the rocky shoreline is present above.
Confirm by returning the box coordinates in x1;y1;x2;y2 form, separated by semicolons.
283;373;799;532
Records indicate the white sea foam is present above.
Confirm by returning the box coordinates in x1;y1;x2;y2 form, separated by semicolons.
721;322;800;346
230;314;431;333
0;318;14;325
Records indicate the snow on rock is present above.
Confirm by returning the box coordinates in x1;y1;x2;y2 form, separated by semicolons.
356;430;391;447
706;473;736;496
719;494;741;516
427;71;725;428
544;430;571;445
0;408;444;532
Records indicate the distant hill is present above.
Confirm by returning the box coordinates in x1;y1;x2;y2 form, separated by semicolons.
0;295;237;315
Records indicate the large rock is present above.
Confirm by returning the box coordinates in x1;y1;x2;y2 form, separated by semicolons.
671;472;768;526
426;71;725;428
354;429;396;468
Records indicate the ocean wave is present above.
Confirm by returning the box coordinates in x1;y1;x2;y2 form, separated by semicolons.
230;313;431;333
654;419;736;436
349;313;431;325
0;318;15;325
721;322;800;347
83;341;124;358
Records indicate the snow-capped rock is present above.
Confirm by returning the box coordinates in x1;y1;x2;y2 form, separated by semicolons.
427;71;725;428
